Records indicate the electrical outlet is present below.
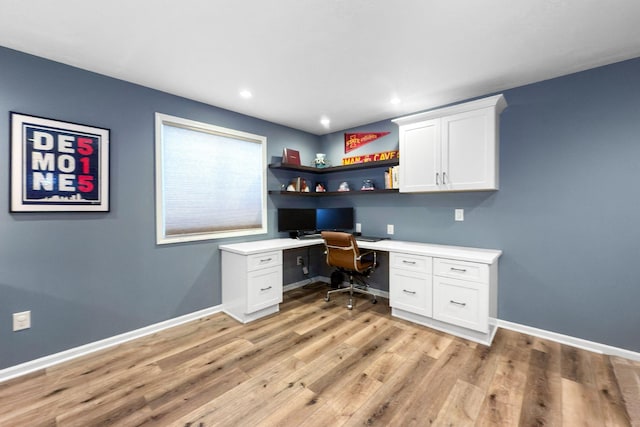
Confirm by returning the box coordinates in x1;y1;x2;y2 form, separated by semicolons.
296;256;304;266
13;311;31;331
387;224;394;235
455;209;464;221
355;223;362;233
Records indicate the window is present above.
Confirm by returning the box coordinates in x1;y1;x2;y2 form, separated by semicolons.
155;113;267;244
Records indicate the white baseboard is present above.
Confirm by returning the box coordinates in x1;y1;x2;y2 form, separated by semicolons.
283;276;326;292
0;305;224;384
4;299;638;385
497;319;640;361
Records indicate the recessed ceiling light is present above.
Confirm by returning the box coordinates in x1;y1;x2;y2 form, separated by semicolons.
390;97;401;105
320;117;331;127
239;89;252;99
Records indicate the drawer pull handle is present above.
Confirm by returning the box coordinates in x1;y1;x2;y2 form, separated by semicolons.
260;286;273;291
450;267;467;272
403;289;416;294
450;300;466;307
402;260;416;265
260;258;273;263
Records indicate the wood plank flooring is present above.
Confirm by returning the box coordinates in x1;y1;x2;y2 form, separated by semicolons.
1;283;639;426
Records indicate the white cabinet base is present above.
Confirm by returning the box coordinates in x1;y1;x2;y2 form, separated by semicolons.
221;250;283;324
220;239;501;343
392;307;498;346
224;304;279;324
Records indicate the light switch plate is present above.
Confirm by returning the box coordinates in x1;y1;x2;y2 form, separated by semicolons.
13;311;31;331
355;223;362;233
455;209;464;221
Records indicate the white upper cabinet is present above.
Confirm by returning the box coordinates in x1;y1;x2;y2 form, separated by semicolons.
393;94;507;193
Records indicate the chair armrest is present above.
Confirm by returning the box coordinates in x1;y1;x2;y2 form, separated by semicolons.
357;250;376;259
357;250;377;270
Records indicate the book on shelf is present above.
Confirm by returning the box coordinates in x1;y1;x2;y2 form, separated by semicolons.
384;165;400;189
391;165;399;189
282;148;301;165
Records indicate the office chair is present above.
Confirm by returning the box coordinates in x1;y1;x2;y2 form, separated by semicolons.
321;231;377;310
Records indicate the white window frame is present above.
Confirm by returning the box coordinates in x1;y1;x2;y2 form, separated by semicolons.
155;113;267;244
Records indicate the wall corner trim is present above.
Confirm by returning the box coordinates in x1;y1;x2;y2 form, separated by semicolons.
497;319;640;361
0;304;224;384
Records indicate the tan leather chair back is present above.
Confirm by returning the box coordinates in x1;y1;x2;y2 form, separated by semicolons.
321;231;372;273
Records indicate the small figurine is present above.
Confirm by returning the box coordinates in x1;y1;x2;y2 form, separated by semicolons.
315;183;326;192
361;179;375;191
313;153;328;168
338;181;350;192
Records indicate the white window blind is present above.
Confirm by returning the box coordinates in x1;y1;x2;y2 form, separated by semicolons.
155;113;267;244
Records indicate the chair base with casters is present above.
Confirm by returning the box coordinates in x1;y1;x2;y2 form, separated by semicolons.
320;231;378;310
324;269;377;310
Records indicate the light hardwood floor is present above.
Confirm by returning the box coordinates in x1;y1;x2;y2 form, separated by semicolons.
1;283;639;426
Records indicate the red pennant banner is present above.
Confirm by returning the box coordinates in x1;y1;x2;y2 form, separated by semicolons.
344;132;390;153
342;150;399;165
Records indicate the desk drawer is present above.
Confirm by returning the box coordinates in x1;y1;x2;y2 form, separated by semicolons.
434;258;488;283
433;276;488;332
390;253;432;274
247;251;282;272
247;265;283;313
390;268;432;317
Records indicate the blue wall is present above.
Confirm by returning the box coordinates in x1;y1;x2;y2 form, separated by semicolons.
0;46;318;368
2;45;639;370
319;58;640;352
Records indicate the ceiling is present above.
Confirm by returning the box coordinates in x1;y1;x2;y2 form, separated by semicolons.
1;1;640;135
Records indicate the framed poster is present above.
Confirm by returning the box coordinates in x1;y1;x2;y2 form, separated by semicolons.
10;112;110;212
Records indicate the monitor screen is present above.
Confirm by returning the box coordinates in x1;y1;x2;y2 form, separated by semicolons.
277;208;316;232
316;207;354;231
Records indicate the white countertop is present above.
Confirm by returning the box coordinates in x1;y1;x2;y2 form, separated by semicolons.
219;238;321;254
220;238;501;264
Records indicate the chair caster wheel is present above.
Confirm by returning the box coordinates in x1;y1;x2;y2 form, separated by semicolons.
324;296;330;302
372;299;377;304
347;304;353;310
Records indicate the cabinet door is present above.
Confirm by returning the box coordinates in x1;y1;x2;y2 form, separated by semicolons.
433;275;488;332
390;268;433;317
247;265;283;313
399;119;441;192
441;107;497;191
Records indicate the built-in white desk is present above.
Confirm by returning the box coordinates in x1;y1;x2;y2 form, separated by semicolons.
220;238;502;345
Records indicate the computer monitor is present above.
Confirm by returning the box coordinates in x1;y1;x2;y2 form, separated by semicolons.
277;208;316;236
316;207;354;232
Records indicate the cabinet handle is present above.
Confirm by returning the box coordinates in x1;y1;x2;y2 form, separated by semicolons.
403;289;417;294
402;260;416;265
450;267;467;272
260;286;273;291
450;300;466;307
442;172;447;184
435;172;440;185
260;258;273;263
